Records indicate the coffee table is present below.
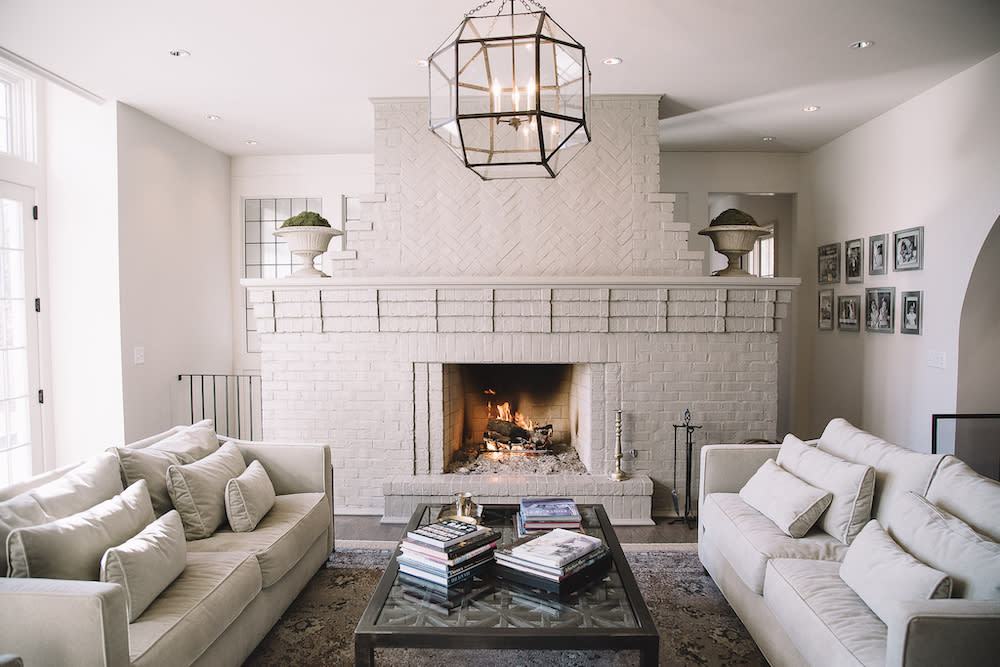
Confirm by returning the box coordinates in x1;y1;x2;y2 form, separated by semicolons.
354;503;659;666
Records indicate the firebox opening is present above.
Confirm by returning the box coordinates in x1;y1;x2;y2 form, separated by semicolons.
442;363;593;474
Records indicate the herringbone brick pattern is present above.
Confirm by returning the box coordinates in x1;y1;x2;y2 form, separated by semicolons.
327;97;703;278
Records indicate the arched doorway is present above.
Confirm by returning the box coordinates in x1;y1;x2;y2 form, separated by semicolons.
957;215;1000;412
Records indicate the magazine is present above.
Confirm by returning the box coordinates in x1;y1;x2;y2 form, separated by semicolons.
509;528;602;567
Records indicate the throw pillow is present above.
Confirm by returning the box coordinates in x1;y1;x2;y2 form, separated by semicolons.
149;424;220;460
101;510;187;622
777;433;875;544
112;447;195;516
225;460;277;532
840;519;951;623
166;442;247;540
888;491;1000;600
739;459;833;537
6;480;155;580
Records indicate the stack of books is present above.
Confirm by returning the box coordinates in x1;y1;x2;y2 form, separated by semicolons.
494;528;610;592
397;518;500;588
516;497;582;536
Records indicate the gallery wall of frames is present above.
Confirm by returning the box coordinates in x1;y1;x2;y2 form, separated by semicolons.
817;226;923;335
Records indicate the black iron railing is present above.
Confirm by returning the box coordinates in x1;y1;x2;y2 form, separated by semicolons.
932;413;1000;481
177;374;262;440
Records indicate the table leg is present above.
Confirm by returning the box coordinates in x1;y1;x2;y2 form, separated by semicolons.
354;635;374;667
640;637;660;666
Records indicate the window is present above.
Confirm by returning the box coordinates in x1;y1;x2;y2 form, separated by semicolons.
0;60;37;162
0;185;40;485
747;224;775;277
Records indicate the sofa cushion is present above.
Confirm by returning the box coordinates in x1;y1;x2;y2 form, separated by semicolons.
739;459;833;538
777;433;875;544
7;480;154;580
0;453;124;575
225;460;276;533
187;492;328;587
888;491;1000;600
925;455;1000;542
147;425;219;460
100;510;187;622
701;492;847;594
166;443;247;540
124;419;214;450
839;520;951;623
818;417;944;524
112;447;195;517
764;558;886;667
127;551;262;667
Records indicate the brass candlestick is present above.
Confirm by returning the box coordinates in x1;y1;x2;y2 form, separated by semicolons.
611;409;627;481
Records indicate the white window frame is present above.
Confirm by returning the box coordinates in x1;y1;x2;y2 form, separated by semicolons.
0;60;37;163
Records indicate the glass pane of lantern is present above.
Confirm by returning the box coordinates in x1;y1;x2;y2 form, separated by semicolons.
545;123;588;175
432;120;465;162
456;40;490;115
473;162;552;180
429;41;457;129
540;13;578;48
459;116;541;165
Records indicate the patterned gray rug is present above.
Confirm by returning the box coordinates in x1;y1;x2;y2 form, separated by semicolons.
244;548;766;666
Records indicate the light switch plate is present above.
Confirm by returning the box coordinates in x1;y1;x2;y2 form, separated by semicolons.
134;346;145;365
927;350;946;369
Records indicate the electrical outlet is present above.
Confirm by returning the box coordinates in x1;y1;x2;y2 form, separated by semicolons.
927;350;946;369
134;346;145;365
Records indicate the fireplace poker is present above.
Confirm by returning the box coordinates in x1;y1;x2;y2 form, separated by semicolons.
669;409;702;528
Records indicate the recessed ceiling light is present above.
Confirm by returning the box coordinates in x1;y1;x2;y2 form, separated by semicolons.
168;49;191;57
803;105;820;112
849;40;875;49
245;140;257;145
762;136;776;142
416;59;429;67
602;57;623;65
206;114;222;121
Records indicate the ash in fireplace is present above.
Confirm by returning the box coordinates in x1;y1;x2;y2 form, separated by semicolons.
447;441;588;475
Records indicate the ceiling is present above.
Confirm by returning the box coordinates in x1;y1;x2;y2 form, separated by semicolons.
1;0;998;157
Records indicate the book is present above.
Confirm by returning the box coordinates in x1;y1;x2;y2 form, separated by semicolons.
406;518;489;549
519;497;581;521
398;555;492;587
495;545;609;581
494;552;611;594
509;528;602;568
397;547;494;575
399;538;498;568
400;529;500;559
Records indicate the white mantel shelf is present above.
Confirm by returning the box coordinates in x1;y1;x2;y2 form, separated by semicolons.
241;276;801;290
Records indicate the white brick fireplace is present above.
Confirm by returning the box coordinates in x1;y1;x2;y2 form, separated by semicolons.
243;96;799;523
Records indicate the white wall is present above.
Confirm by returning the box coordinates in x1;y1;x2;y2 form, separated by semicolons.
116;104;232;441
229;153;374;370
803;51;1000;451
44;84;124;464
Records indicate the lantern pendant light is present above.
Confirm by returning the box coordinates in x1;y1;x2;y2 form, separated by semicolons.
427;0;591;180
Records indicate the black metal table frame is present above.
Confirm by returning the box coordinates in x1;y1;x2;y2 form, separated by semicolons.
354;503;659;666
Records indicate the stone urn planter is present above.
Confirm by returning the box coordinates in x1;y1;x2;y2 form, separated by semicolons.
273;211;343;278
698;208;770;277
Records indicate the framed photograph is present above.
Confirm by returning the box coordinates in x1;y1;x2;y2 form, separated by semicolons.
869;233;887;276
901;291;922;335
838;295;860;331
893;226;924;271
818;243;840;284
865;287;895;333
845;238;863;283
818;289;834;330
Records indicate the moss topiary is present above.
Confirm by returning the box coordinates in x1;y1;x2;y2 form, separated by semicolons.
280;211;331;228
709;208;758;227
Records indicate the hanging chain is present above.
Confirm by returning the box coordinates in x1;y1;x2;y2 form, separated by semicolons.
465;0;545;17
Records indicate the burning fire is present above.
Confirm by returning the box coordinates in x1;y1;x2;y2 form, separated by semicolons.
494;401;533;430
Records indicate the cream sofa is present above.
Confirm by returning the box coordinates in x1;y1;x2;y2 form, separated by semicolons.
0;422;334;667
699;418;1000;667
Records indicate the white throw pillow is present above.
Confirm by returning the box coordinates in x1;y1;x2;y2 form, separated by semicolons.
101;510;187;622
225;460;277;532
149;425;220;460
739;459;833;538
777;433;875;544
888;491;1000;600
6;480;155;580
840;519;951;622
112;447;195;516
166;442;247;540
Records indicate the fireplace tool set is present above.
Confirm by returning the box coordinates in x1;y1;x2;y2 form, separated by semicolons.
669;409;702;528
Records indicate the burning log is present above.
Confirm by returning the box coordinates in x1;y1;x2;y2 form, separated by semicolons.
486;418;531;442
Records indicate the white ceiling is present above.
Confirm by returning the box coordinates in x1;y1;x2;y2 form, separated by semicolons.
1;0;998;156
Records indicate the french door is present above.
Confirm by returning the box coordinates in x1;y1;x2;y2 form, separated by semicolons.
0;180;41;485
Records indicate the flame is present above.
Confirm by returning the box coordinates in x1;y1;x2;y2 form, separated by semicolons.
491;400;533;430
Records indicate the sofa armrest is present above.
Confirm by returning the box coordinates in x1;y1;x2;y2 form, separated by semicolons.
698;444;780;509
226;439;335;551
0;578;129;667
884;599;1000;667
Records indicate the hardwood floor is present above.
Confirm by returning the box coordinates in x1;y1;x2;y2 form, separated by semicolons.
334;514;698;544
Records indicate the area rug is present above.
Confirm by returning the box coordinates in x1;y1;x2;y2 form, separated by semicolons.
244;548;766;666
